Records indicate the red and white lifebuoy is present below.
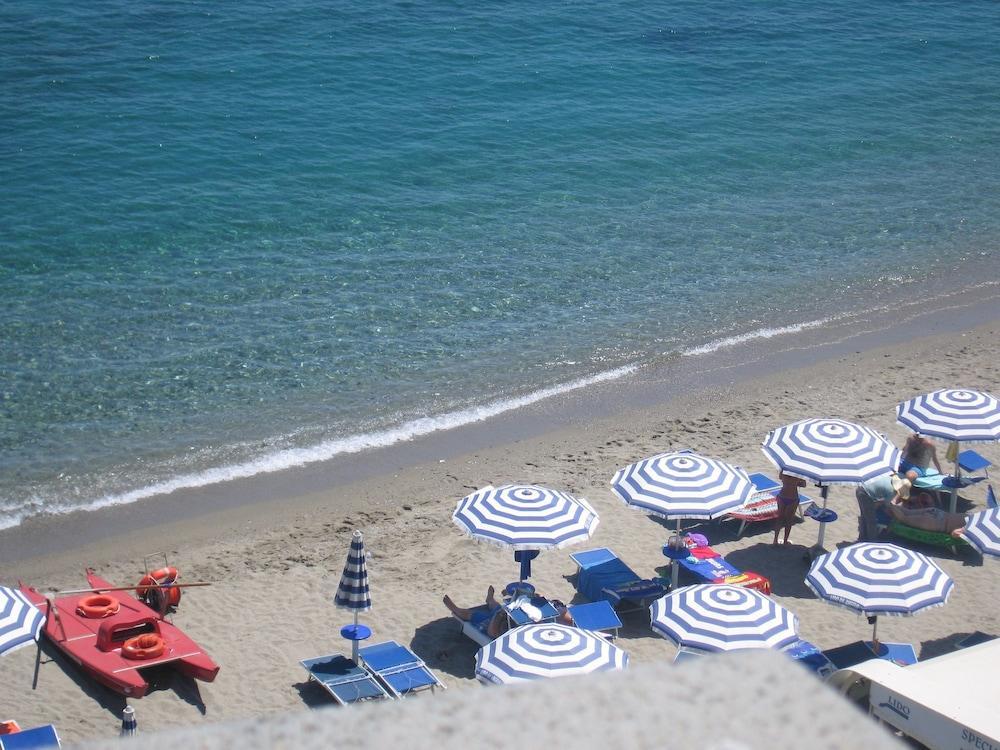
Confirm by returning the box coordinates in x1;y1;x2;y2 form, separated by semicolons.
136;566;181;607
121;633;166;660
76;594;120;619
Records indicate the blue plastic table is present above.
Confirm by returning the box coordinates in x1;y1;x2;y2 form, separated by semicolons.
506;596;560;626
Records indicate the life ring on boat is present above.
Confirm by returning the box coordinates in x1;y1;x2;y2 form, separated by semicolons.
76;594;121;619
136;566;181;607
121;633;166;660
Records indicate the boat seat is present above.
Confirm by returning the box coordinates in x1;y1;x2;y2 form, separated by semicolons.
96;617;158;652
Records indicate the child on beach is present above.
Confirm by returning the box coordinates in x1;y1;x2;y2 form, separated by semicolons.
773;471;807;546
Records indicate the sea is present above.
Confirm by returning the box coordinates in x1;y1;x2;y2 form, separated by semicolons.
2;0;999;531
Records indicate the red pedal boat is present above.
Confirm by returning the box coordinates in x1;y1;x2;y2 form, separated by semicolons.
19;569;219;698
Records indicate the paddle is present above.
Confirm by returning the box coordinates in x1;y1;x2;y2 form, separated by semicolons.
52;582;212;595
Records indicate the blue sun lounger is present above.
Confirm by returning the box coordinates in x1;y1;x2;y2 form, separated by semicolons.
568;600;623;640
358;640;445;698
0;725;61;749
569;547;667;613
300;653;392;706
821;640;918;670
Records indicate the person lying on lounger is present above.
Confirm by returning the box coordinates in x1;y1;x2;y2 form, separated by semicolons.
879;497;967;538
444;586;573;638
444;586;509;639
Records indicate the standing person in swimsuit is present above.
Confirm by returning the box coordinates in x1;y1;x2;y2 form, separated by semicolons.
773;471;807;546
900;432;942;477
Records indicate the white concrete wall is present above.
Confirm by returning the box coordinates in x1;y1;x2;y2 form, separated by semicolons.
78;651;902;749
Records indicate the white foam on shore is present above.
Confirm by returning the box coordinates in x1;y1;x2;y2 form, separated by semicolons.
681;316;839;356
5;365;638;526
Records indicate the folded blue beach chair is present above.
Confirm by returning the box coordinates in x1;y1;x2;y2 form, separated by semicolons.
568;600;623;640
821;640;917;671
569;547;667;613
300;653;392;706
358;640;445;698
0;725;61;750
781;638;836;678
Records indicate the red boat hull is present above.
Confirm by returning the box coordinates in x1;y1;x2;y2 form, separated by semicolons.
20;571;219;698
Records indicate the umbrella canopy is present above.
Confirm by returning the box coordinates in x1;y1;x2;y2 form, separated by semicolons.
961;506;1000;558
335;530;371;612
0;585;46;657
806;543;953;617
452;484;599;551
762;418;901;486
611;450;753;520
475;623;628;685
897;389;1000;443
650;584;799;653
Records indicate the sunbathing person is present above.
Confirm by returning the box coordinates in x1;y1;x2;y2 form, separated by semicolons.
879;497;967;538
444;586;574;638
443;586;508;639
900;432;942;478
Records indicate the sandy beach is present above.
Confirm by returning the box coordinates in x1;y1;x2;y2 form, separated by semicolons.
3;298;998;745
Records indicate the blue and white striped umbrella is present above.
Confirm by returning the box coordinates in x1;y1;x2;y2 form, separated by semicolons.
806;543;953;617
475;623;628;685
897;389;1000;443
762;418;901;486
334;530;371;612
0;586;46;657
453;485;599;550
611;451;754;521
650;585;799;653
961;506;1000;558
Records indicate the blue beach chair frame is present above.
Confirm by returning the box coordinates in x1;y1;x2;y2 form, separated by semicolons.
821;640;917;671
300;653;391;706
568;600;623;640
358;640;445;698
569;547;667;614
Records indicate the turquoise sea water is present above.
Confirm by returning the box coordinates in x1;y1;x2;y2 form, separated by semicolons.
2;0;999;528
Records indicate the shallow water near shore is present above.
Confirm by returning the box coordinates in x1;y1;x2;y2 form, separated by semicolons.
2;0;999;528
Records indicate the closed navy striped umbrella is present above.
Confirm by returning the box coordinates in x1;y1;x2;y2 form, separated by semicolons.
453;485;599;550
475;624;628;685
0;586;45;657
650;585;799;652
897;389;1000;443
806;543;953;645
611;451;753;521
335;530;371;662
961;507;1000;558
335;530;371;612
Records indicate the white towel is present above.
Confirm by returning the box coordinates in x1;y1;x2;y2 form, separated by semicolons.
520;601;543;622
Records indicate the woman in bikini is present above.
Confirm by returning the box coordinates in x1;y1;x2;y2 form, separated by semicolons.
773;471;807;546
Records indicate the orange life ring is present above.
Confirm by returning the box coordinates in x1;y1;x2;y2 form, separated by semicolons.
76;594;120;619
121;633;166;660
136;566;181;607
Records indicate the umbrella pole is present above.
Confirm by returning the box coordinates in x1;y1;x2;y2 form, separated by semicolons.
949;452;962;514
815;485;830;549
351;610;360;664
871;616;880;653
671;519;682;590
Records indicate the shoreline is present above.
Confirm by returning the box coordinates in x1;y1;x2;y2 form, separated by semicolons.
2;281;998;568
2;292;997;744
